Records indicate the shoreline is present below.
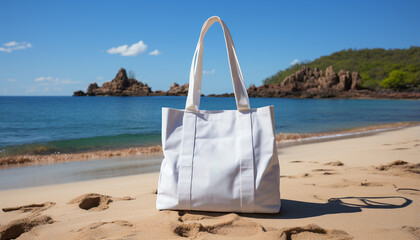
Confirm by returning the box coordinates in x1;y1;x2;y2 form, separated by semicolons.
0;122;418;170
276;122;419;145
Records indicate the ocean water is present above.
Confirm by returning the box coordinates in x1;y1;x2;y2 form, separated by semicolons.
1;96;420;157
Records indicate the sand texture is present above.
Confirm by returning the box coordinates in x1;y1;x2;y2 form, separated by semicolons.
0;126;419;239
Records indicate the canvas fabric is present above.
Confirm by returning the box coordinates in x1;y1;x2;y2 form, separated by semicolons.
156;16;280;213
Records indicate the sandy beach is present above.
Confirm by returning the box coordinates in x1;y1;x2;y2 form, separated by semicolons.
0;125;419;239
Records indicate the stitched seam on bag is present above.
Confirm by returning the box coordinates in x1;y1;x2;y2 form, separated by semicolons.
239;112;243;211
249;112;255;213
188;114;197;209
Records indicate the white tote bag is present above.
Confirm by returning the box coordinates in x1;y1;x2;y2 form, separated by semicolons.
156;16;280;213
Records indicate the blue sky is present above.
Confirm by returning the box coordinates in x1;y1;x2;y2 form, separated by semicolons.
1;0;419;96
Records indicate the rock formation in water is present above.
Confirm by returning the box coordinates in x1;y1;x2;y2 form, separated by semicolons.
73;66;420;99
73;68;188;96
81;68;152;96
166;83;189;96
149;83;190;96
73;90;86;96
73;68;189;97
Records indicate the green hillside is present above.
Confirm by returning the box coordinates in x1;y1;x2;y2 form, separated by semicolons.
263;46;420;90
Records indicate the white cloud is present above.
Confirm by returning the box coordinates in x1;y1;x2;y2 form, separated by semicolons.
107;45;127;55
7;78;16;82
35;76;53;82
107;41;147;56
0;41;33;53
4;41;18;47
34;76;80;84
290;59;299;66
203;69;215;75
0;47;10;52
96;76;104;80
149;49;162;56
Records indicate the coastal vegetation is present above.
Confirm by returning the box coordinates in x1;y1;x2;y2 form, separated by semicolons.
263;47;420;90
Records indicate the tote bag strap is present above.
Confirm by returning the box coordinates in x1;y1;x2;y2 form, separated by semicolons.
185;16;250;112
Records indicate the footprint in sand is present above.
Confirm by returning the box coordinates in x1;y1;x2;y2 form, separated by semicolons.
360;182;384;187
376;160;420;175
67;193;135;211
174;212;266;238
376;160;408;171
275;224;352;240
324;161;344;166
311;168;339;176
359;181;397;188
75;220;136;240
173;212;351;239
2;202;55;214
0;215;54;240
68;193;112;211
312;168;335;172
402;226;420;239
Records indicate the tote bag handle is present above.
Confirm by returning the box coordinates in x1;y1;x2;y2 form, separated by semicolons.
185;16;250;112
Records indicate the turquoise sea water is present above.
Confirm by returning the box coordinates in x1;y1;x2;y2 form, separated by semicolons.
1;96;419;157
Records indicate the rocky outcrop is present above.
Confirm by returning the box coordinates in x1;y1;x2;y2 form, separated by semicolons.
167;83;189;96
73;68;188;97
86;83;99;96
281;66;362;92
73;90;86;96
148;83;189;96
84;68;152;96
74;66;420;99
245;66;420;99
247;66;366;98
